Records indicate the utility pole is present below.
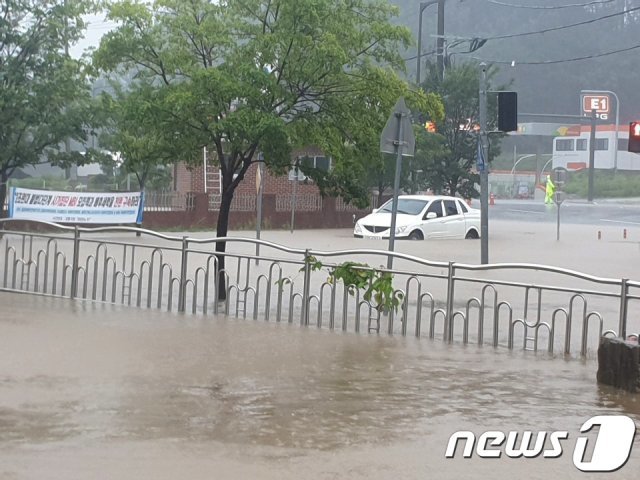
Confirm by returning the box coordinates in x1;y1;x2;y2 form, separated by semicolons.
437;0;446;80
63;0;76;182
588;109;597;202
417;0;446;84
479;63;489;264
417;0;440;85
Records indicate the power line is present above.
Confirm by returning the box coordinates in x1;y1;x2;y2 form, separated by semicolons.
472;42;640;65
482;0;618;9
402;48;437;63
479;5;640;40
414;6;638;63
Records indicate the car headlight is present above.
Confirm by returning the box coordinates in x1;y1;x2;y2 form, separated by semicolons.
354;223;362;234
395;225;408;234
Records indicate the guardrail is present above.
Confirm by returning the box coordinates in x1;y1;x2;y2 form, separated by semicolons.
1;219;638;358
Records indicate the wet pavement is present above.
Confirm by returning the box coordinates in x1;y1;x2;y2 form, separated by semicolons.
2;292;640;479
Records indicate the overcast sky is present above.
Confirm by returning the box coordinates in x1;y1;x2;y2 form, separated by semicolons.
70;13;117;59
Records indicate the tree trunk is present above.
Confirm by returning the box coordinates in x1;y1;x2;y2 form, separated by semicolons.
0;171;8;220
215;187;234;301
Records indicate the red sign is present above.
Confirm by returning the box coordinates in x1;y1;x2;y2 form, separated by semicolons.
582;95;610;114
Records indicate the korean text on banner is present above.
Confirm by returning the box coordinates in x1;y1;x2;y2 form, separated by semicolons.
8;188;144;224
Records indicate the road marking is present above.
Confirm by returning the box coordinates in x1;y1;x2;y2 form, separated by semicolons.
507;209;545;215
600;219;640;226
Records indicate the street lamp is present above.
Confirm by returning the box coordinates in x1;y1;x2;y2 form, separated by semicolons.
511;153;552;199
417;1;439;85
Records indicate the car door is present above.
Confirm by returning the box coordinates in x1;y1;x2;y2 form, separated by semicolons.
441;199;466;238
421;200;446;238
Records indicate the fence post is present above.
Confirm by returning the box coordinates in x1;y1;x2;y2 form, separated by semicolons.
178;236;189;313
619;278;629;339
70;226;80;299
301;249;312;326
445;262;456;343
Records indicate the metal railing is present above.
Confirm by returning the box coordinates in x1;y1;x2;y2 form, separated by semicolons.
144;191;194;212
208;194;257;212
1;219;638;359
275;194;323;212
335;195;378;212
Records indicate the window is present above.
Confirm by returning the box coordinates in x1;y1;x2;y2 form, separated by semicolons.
443;200;459;216
425;200;443;218
289;155;332;181
379;199;428;215
288;166;306;181
457;200;469;213
571;138;609;152
595;138;609;151
555;139;574;151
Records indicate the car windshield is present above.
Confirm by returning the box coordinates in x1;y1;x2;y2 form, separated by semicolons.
378;199;428;215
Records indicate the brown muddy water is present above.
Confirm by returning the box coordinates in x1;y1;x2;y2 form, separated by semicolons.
1;292;640;479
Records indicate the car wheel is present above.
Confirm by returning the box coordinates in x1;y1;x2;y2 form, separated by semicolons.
465;229;479;239
408;230;424;240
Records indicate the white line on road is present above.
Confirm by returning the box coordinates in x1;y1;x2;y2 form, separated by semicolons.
599;219;640;226
507;209;545;215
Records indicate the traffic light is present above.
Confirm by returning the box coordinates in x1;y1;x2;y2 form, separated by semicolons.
424;121;436;133
629;122;640;153
497;91;518;132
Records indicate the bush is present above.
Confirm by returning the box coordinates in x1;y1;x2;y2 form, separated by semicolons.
564;170;640;198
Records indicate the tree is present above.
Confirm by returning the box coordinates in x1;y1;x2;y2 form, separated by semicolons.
98;83;178;192
416;61;501;198
0;0;96;217
94;0;442;298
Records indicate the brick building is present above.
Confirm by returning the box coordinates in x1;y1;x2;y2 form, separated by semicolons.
146;146;372;231
172;146;328;200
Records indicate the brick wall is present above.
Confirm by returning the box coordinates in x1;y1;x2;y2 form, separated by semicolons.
180;146;327;197
174;162;206;193
142;192;371;231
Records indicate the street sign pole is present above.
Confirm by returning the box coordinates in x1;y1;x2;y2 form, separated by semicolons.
290;160;298;233
553;167;567;241
387;116;404;270
380;98;415;271
479;63;489;265
255;156;264;265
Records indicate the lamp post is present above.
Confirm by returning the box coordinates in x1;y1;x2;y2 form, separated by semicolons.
511;154;535;198
511;153;552;199
417;0;440;85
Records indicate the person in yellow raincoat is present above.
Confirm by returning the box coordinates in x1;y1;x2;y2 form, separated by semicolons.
545;175;556;204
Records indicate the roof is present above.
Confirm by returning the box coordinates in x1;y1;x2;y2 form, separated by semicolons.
395;194;462;201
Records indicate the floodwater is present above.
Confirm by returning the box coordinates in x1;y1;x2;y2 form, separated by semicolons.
2;292;640;479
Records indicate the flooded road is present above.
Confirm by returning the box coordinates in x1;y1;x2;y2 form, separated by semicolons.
2;292;640;479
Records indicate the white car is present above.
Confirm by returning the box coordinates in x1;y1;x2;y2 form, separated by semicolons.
353;195;480;240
